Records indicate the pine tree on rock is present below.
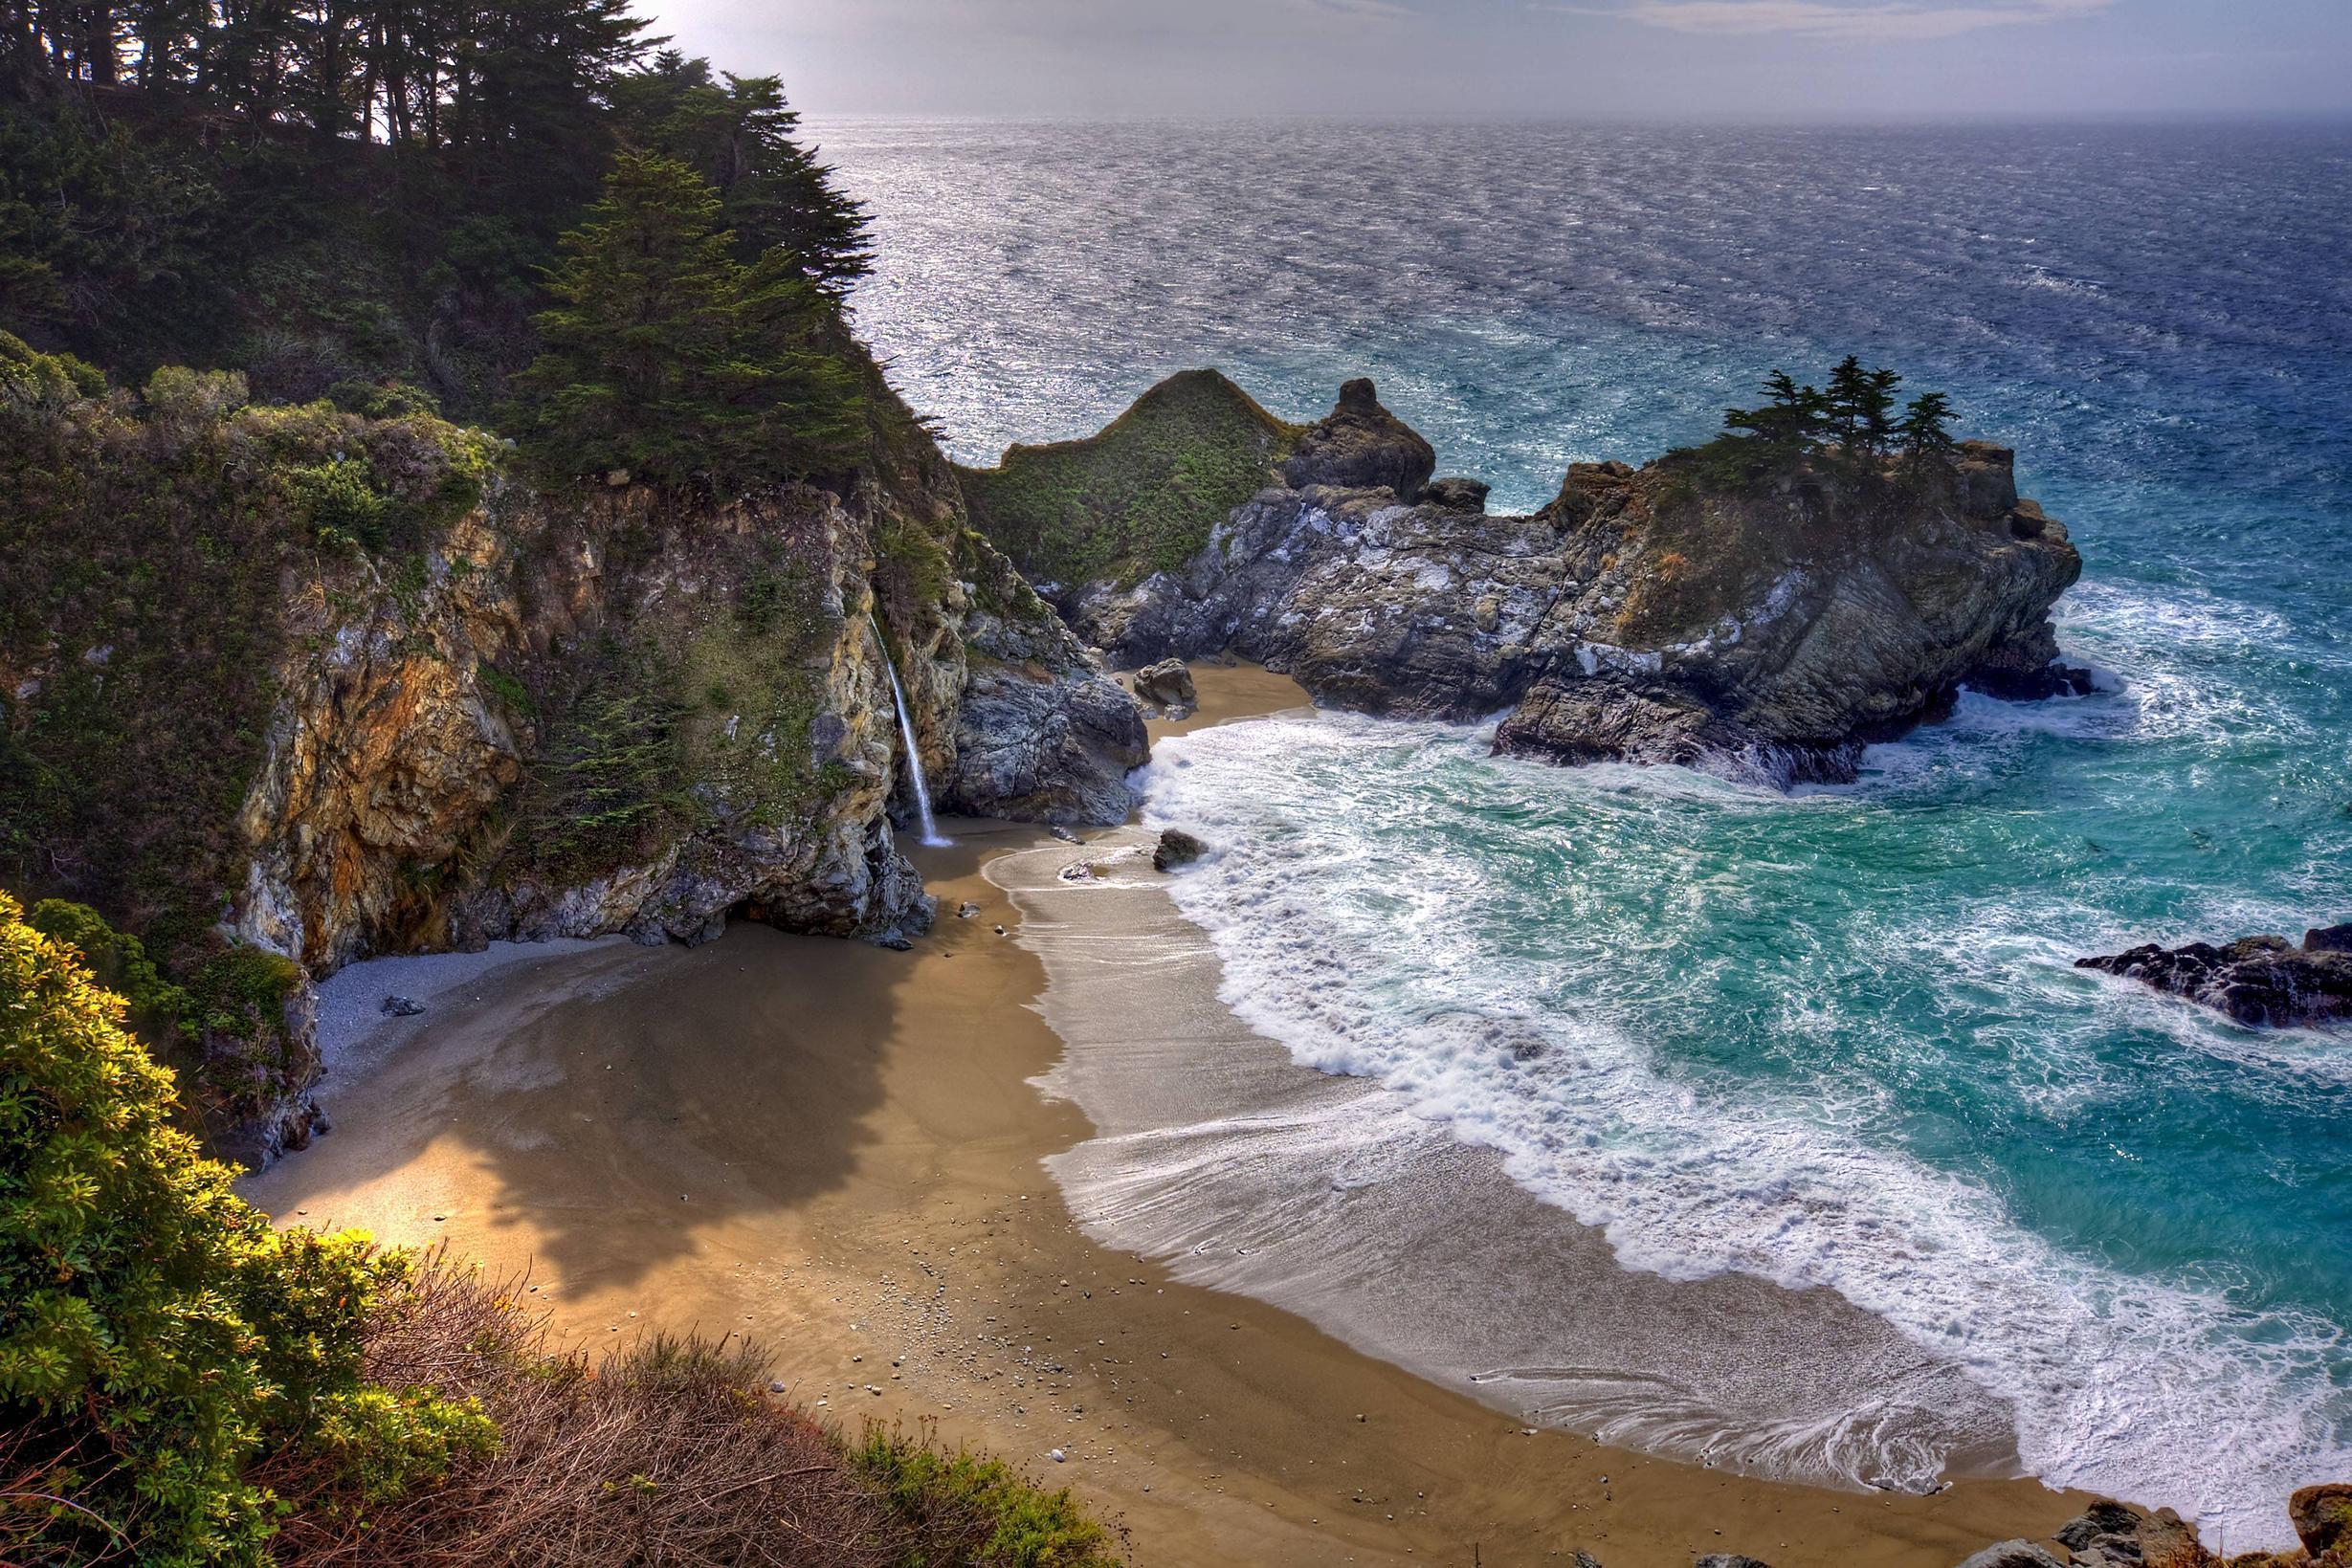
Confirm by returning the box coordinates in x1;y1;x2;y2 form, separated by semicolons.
509;149;866;492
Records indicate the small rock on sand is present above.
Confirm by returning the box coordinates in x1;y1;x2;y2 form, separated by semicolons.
1049;1447;1066;1463
381;994;426;1016
1050;825;1081;844
1152;828;1207;872
957;901;982;918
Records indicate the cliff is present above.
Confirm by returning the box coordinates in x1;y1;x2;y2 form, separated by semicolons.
0;339;1142;1163
984;374;2087;786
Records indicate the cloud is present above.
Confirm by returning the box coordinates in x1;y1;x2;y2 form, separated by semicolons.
1558;0;2114;42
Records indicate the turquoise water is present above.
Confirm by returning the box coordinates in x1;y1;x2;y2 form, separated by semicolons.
817;120;2352;1540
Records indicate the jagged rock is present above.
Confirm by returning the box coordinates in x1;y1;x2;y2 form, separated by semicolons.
381;994;426;1017
976;375;2088;790
1424;475;1489;512
956;901;981;919
2055;1499;2219;1568
942;532;1148;826
1134;658;1197;718
1279;378;1434;499
2077;925;2352;1028
2294;1483;2352;1556
1152;828;1207;871
1050;826;1082;844
1695;1557;1776;1568
1954;1543;2067;1568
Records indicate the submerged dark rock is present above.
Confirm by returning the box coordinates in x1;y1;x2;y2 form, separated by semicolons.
982;374;2088;789
2076;924;2352;1028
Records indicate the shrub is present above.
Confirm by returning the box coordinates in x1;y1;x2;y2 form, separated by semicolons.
0;893;483;1565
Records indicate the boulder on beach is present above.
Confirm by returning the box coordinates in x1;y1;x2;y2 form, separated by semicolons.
1695;1556;1776;1568
2053;1498;2217;1568
2076;924;2352;1028
1134;658;1197;717
381;994;426;1017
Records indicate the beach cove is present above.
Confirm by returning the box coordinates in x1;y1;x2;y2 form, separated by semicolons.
243;665;2087;1567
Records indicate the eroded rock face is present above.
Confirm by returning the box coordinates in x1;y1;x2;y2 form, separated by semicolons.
1037;379;2087;787
2076;925;2352;1028
1278;378;1434;498
33;434;1140;1164
941;534;1147;825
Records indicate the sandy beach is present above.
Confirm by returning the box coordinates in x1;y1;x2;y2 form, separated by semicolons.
244;663;2089;1567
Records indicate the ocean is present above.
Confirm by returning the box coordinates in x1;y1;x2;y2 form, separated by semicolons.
814;119;2352;1545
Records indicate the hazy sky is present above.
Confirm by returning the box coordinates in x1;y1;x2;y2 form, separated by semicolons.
646;0;2352;121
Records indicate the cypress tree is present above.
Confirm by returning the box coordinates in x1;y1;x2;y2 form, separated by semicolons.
508;149;865;491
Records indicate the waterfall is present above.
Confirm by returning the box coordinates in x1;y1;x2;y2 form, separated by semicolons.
869;614;949;847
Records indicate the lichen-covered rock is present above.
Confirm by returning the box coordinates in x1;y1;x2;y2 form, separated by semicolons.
940;532;1147;825
2076;925;2352;1028
2293;1483;2352;1556
982;374;2088;789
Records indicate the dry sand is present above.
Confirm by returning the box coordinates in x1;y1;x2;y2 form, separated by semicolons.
244;664;2086;1567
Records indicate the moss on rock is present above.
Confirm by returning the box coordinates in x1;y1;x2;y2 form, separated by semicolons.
958;368;1299;593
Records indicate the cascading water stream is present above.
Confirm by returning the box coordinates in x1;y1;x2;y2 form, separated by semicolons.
870;613;949;847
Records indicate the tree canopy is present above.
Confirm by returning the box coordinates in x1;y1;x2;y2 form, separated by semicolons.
1711;358;1961;482
505;149;868;490
0;1;871;410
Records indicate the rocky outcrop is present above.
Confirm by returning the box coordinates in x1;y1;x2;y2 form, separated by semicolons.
1278;377;1434;498
3;378;1143;1164
1953;1544;2065;1568
987;376;2088;788
941;534;1147;825
2054;1499;2218;1568
2296;1485;2352;1557
1151;828;1206;871
2077;925;2352;1028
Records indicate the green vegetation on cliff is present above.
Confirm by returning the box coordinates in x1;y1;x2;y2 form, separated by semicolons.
959;368;1299;593
0;335;492;1126
2;7;871;422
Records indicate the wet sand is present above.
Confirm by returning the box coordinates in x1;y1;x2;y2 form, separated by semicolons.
244;664;2086;1567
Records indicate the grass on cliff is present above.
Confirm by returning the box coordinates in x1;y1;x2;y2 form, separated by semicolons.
957;368;1300;593
254;1256;1124;1568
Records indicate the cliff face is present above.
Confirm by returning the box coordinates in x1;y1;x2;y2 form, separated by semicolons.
1002;376;2086;787
1;351;1140;1164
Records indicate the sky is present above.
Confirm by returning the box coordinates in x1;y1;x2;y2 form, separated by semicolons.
645;0;2352;121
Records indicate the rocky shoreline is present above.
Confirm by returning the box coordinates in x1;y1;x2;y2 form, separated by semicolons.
2078;924;2352;1028
971;372;2092;788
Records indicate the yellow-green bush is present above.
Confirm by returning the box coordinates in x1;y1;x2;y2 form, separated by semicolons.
0;892;489;1565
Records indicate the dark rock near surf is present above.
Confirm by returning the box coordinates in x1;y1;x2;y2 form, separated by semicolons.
381;994;426;1017
973;373;2089;789
1152;828;1208;871
1695;1556;1776;1568
2293;1482;2352;1555
2076;926;2352;1028
1278;378;1434;499
2054;1498;2217;1568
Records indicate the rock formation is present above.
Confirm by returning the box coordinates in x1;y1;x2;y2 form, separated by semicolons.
2077;925;2352;1028
2;374;1142;1164
980;374;2090;788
